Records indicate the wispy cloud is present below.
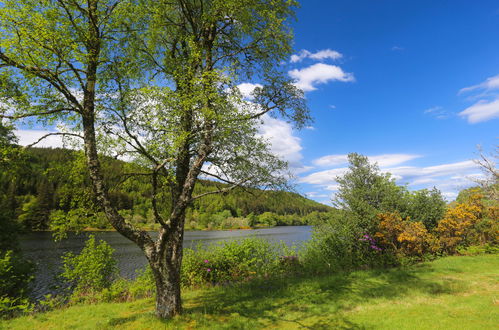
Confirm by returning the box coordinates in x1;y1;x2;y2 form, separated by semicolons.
458;74;499;123
459;99;499;123
458;74;499;94
313;153;421;167
424;106;451;119
300;154;481;201
289;63;354;92
290;49;342;63
299;167;349;186
391;46;404;51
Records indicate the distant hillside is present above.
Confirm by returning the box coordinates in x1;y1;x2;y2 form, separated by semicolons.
0;148;332;231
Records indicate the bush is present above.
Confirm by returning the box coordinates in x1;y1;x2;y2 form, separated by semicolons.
375;212;435;260
301;211;394;274
181;238;297;287
435;191;498;254
98;266;156;303
405;188;446;230
61;235;117;302
0;251;34;318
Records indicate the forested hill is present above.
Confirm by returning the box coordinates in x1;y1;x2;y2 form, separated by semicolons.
0;147;332;231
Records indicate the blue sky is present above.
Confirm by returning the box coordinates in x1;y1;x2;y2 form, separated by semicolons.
14;0;498;204
260;0;499;203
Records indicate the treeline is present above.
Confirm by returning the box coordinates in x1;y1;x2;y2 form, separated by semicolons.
0;147;331;232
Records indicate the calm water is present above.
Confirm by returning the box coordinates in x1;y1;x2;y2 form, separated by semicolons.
19;226;312;298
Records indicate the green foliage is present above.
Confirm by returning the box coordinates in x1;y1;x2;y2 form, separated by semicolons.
334;153;408;232
0;124;35;318
334;153;447;232
457;244;499;255
0;147;330;232
61;235;118;301
405;188;446;229
0;251;34;318
94;266;156;303
301;211;394;273
181;238;298;287
303;153;453;272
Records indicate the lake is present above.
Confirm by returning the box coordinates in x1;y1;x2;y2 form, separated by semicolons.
19;226;312;298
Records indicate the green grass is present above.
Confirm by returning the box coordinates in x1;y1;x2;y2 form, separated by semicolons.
2;254;498;329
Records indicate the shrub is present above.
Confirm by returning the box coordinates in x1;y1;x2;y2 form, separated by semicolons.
0;251;34;318
61;235;117;302
301;211;394;274
181;238;295;287
375;212;435;259
405;188;446;230
333;153;408;233
100;266;156;302
436;192;498;254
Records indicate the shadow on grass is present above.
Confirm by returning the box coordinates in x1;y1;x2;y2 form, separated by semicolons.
184;263;464;329
107;314;141;326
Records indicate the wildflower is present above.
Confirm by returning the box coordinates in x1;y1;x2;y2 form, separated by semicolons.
206;268;211;272
204;259;209;263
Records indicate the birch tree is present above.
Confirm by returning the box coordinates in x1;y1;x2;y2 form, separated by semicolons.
0;0;307;318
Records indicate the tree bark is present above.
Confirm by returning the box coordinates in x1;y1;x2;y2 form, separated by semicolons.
151;214;186;318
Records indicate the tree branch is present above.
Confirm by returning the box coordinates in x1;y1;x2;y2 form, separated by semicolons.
0;108;75;120
190;177;252;202
23;132;83;148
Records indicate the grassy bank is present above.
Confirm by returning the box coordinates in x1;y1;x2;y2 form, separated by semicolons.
2;254;498;329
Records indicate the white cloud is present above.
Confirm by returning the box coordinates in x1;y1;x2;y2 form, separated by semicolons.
370;154;422;167
389;160;478;180
313;153;420;167
325;184;340;191
237;83;262;99
290;49;342;63
15;129;64;148
424;106;442;114
410;177;437;185
300;154;481;202
391;46;404;51
442;192;458;200
258;114;308;173
459;74;499;94
306;191;329;199
299;167;348;185
288;63;354;92
457;74;499;123
458;99;499;123
424;106;451;119
313;154;348;167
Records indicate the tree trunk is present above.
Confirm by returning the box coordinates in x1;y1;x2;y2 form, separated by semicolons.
151;258;182;318
150;214;186;318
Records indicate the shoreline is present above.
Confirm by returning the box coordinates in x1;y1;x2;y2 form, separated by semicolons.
22;224;311;234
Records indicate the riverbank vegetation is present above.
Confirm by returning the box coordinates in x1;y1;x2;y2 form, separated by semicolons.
2;254;498;329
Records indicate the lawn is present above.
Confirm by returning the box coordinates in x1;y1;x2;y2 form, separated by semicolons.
2;254;498;329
